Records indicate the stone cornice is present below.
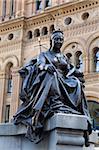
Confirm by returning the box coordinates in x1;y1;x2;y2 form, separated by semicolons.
0;0;98;33
25;14;55;29
44;0;99;16
0;17;24;34
24;18;99;45
0;18;98;50
25;0;99;28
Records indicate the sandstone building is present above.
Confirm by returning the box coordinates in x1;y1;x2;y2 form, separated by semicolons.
0;0;98;140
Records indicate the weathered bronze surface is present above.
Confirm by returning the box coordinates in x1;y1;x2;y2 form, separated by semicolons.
13;30;92;146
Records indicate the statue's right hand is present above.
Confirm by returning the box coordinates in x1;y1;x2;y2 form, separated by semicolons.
45;64;55;74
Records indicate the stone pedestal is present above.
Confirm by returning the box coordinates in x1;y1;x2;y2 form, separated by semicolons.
83;131;98;150
0;113;89;150
46;113;87;150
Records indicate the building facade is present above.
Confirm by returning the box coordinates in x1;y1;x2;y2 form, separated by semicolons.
0;0;98;140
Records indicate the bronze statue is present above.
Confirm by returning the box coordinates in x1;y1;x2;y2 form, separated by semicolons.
13;30;92;145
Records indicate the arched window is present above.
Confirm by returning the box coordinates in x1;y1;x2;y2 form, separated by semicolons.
42;27;48;36
34;29;40;37
50;25;55;33
27;31;32;39
3;62;13;123
45;0;51;8
5;105;10;123
36;0;42;11
93;47;99;72
96;51;99;72
88;101;99;130
75;51;83;72
6;63;13;94
66;53;72;64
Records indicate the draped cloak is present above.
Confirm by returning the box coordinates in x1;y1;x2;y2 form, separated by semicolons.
13;51;92;144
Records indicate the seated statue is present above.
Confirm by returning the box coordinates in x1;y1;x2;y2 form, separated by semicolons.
13;30;92;145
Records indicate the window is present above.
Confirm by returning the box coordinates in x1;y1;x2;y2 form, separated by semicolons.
42;27;48;36
7;74;12;93
93;47;99;72
27;31;32;39
2;0;6;20
8;33;14;40
5;105;10;123
45;0;51;8
64;17;72;25
50;25;55;33
36;0;42;11
75;51;83;72
82;12;89;20
6;63;13;94
34;29;40;37
66;53;72;64
10;0;14;18
96;51;99;72
88;101;99;130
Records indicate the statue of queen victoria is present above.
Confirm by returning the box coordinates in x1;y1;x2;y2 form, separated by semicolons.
13;30;92;146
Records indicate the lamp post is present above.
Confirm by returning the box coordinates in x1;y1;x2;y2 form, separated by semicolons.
36;37;48;54
38;37;41;53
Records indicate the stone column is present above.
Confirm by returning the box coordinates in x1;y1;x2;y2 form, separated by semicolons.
25;0;33;17
52;0;58;6
21;0;25;16
6;0;10;19
41;0;45;11
10;67;20;121
86;56;89;73
90;56;95;72
33;0;36;15
0;0;2;21
83;56;89;74
83;55;85;73
0;72;5;123
15;0;22;17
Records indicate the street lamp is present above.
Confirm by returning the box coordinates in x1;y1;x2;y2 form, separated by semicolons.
38;37;41;53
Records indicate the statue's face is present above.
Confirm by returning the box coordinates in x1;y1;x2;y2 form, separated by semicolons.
51;32;64;51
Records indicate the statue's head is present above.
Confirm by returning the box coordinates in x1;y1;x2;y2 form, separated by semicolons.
50;30;64;51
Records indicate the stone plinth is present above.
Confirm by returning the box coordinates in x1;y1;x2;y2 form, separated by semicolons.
83;131;98;150
0;113;89;150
